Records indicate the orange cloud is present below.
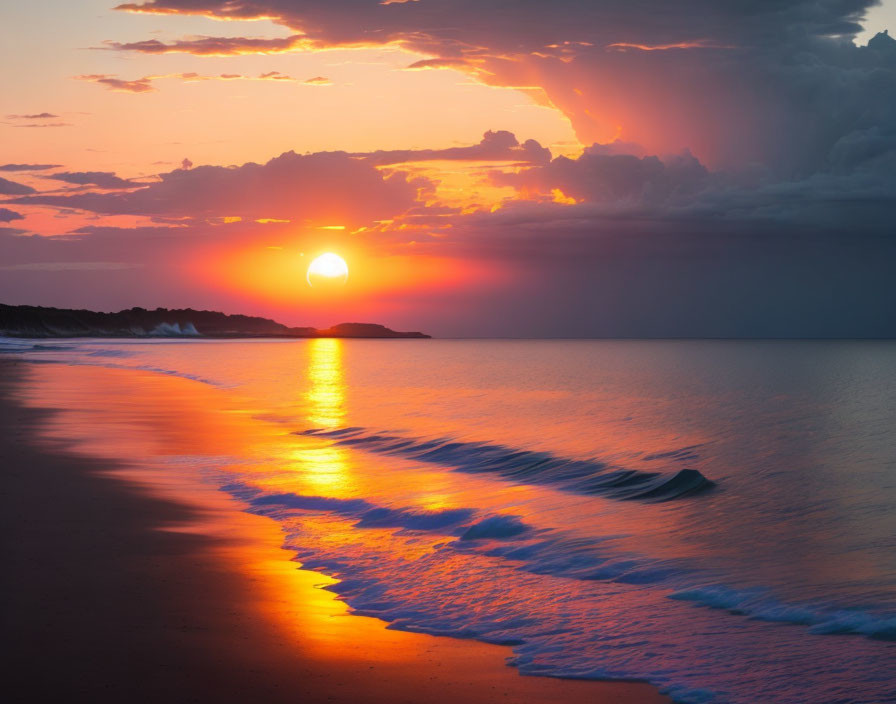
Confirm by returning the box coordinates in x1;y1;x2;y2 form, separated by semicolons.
606;40;734;51
405;58;472;70
75;74;155;93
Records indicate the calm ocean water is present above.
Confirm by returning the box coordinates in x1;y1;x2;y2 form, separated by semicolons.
4;338;896;703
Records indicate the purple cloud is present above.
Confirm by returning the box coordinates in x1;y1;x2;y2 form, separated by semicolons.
46;172;136;189
356;130;552;166
14;151;427;226
100;34;304;55
0;176;36;195
75;74;155;93
0;164;62;172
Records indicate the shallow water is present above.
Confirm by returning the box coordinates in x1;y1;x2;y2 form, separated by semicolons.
5;338;896;703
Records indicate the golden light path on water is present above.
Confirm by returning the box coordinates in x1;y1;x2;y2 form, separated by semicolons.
294;338;351;493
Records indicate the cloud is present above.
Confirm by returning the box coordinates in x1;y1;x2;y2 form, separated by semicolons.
0;176;36;195
45;171;136;189
606;40;734;51
493;146;711;205
105;1;896;179
258;70;293;80
0;208;24;222
100;34;305;55
109;1;876;53
6;112;59;119
12;123;72;128
14;150;427;226
405;58;472;70
304;76;332;85
75;71;297;92
0;164;62;172
75;74;155;93
356;130;552;166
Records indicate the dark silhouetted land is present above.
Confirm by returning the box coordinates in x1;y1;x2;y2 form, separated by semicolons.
0;303;430;338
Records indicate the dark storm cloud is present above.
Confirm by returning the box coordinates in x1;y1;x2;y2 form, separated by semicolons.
493;148;711;204
110;1;896;178
113;1;875;50
0;176;36;195
46;171;136;189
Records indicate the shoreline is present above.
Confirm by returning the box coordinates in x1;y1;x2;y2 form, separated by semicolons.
0;358;669;704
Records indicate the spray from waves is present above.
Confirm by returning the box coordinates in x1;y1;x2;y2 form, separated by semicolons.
300;427;714;502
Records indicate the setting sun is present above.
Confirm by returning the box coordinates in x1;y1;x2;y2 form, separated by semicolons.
307;253;349;287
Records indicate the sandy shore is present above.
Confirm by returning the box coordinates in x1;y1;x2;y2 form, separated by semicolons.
0;359;669;704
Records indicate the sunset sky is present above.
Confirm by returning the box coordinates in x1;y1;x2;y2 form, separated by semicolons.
2;0;895;336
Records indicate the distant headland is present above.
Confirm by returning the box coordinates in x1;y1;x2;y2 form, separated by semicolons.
0;304;430;339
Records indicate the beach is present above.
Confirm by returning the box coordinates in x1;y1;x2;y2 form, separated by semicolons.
0;358;667;704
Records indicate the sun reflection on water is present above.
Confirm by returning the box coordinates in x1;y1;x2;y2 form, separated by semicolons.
305;338;345;429
299;338;351;493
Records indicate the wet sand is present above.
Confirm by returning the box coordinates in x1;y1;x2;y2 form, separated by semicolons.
0;359;669;704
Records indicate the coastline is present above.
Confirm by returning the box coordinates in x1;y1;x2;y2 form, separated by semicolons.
0;358;669;704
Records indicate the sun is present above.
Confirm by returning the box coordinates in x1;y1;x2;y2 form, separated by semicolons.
307;252;349;287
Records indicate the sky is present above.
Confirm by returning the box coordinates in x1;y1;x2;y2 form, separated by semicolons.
1;0;895;337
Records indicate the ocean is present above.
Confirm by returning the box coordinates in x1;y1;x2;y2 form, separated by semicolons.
4;337;895;703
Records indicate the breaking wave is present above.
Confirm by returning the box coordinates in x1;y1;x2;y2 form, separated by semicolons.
301;427;714;502
218;480;896;704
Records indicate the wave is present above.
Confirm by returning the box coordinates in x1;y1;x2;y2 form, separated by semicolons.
300;427;714;502
225;481;701;590
224;482;478;533
225;481;896;647
669;585;896;641
217;481;896;703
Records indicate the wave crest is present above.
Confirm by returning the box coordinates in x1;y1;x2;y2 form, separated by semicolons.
301;427;715;502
